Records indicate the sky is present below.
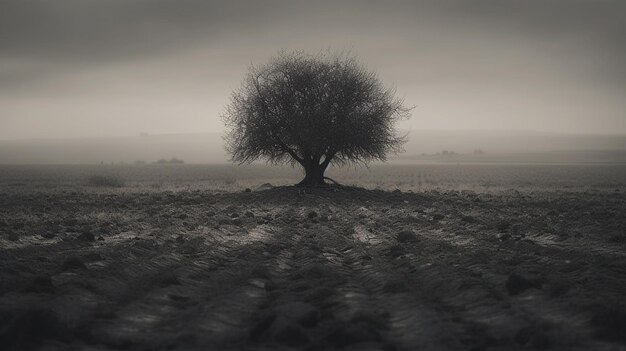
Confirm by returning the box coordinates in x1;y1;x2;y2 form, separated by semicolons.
1;0;625;140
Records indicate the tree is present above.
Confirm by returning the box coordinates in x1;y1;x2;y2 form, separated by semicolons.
223;51;411;186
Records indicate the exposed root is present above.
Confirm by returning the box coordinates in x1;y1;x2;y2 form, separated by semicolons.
323;177;343;187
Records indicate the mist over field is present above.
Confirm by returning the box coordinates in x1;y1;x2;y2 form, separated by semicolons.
1;130;625;165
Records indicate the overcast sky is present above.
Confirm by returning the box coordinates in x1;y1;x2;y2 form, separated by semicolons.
1;0;625;140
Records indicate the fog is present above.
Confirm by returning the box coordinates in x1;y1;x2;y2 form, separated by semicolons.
2;0;626;141
1;130;624;165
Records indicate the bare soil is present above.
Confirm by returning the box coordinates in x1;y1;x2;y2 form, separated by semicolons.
0;165;625;350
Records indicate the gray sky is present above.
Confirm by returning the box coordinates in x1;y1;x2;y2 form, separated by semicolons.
1;0;625;140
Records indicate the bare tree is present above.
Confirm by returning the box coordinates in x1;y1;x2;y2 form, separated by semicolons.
223;51;411;186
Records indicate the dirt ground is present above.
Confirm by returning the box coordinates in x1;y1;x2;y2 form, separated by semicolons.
1;165;625;350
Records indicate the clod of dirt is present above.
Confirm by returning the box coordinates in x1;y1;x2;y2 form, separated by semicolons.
387;244;405;258
326;321;382;347
63;256;86;270
94;304;117;319
168;294;190;302
268;316;310;345
22;275;55;293
0;308;67;349
159;273;181;287
41;231;56;239
396;230;418;243
432;214;444;221
547;279;571;298
97;236;105;241
244;188;252;192
608;233;625;243
505;273;541;295
514;324;552;348
510;223;526;237
83;253;104;262
77;232;95;242
274;302;320;328
497;233;512;241
383;279;409;293
392;189;402;194
590;305;626;343
496;221;511;232
232;218;243;226
307;211;318;219
462;215;476;223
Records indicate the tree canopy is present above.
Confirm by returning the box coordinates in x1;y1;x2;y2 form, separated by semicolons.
223;50;411;186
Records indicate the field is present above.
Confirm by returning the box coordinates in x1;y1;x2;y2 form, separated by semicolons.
1;164;625;350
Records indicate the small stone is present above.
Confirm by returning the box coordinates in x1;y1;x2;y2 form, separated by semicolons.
396;230;418;243
307;211;318;219
244;188;252;192
497;233;511;241
97;236;105;241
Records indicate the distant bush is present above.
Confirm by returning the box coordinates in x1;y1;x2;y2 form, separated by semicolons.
86;175;125;188
154;158;185;164
441;150;457;156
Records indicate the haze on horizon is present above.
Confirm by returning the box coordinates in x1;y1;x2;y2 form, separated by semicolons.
1;0;626;141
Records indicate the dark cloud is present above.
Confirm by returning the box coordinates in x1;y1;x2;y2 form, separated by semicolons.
1;0;625;138
3;1;622;62
0;1;263;61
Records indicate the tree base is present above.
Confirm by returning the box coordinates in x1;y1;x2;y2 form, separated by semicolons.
296;176;341;187
296;179;327;187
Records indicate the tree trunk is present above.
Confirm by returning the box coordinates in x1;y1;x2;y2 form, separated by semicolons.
297;163;326;186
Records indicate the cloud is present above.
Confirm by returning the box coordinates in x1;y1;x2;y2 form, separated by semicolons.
0;0;625;138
